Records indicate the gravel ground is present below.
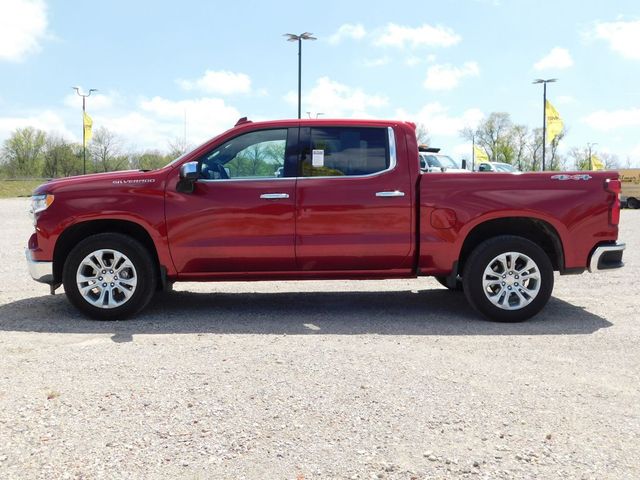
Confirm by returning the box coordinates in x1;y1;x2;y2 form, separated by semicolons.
0;197;638;480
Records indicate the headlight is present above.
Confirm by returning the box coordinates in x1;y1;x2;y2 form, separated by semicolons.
29;194;54;221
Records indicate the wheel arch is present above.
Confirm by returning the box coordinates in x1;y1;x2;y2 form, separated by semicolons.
457;217;564;276
53;219;161;284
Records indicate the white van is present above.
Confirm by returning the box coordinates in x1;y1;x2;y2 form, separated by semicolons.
418;146;467;173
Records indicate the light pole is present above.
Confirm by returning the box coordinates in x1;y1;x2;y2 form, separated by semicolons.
533;78;557;171
284;32;316;119
471;132;476;171
587;142;598;170
72;86;97;175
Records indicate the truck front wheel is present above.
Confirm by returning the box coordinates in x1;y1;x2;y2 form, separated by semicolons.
62;233;157;320
462;235;554;322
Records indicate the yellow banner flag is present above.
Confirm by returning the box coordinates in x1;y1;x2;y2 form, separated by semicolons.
591;154;604;170
545;100;563;144
474;145;489;162
83;112;93;147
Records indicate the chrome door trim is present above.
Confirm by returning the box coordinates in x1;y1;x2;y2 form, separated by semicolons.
260;193;290;199
376;191;405;197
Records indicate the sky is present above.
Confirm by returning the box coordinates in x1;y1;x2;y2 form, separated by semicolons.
1;0;640;166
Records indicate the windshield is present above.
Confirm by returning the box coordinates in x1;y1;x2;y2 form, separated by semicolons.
423;154;459;169
494;163;517;172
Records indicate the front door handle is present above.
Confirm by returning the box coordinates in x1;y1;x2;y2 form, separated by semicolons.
375;191;405;197
260;193;290;199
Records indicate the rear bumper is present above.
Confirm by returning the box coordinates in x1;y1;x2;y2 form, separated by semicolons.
25;249;54;284
588;242;625;273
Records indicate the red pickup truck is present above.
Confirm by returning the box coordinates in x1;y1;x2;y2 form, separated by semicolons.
26;118;625;322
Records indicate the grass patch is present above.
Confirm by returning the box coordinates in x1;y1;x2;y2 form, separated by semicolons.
0;179;48;198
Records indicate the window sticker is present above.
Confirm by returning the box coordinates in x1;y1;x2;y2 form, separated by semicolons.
312;149;325;167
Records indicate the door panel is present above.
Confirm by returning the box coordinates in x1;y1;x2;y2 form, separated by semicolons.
165;128;297;274
295;126;413;271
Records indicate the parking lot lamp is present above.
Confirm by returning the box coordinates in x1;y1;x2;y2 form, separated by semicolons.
284;32;317;119
533;78;557;171
72;86;98;175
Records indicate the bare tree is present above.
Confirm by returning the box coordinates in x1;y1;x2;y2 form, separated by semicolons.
568;146;589;170
167;137;192;159
526;128;543;172
89;127;126;172
547;131;566;171
511;125;529;171
599;152;620;169
415;123;431;145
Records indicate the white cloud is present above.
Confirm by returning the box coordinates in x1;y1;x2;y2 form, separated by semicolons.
0;93;244;152
453;143;473;157
0;0;48;61
589;20;640;60
88;96;242;151
63;92;115;111
556;95;576;105
285;77;388;118
375;23;461;49
583;107;640;131
396;102;484;137
424;62;479;90
405;54;437;67
177;70;251;95
328;23;366;45
533;47;573;70
362;56;390;67
0;110;75;142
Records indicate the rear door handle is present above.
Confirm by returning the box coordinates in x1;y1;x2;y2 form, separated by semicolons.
375;191;405;197
260;193;290;199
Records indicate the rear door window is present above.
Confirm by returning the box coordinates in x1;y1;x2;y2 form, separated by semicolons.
300;127;389;177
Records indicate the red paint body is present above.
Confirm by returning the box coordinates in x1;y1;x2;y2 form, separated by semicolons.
29;119;621;284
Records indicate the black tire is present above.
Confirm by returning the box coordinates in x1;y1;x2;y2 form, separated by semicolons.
627;197;639;209
435;275;463;292
462;235;554;322
62;233;157;320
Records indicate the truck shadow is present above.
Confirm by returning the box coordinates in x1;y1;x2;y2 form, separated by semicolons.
0;288;611;338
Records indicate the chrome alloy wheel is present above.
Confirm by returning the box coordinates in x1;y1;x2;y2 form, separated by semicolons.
481;251;541;311
75;249;138;309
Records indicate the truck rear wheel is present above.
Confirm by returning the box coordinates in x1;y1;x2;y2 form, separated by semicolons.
462;235;554;322
627;197;639;209
62;233;157;320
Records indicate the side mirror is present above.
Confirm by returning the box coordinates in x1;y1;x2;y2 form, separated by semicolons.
177;161;199;193
180;161;199;181
461;159;467;170
478;164;488;172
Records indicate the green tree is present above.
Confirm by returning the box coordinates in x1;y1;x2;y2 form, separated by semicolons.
0;127;47;177
130;150;168;170
43;136;80;178
569;147;589;170
461;113;514;163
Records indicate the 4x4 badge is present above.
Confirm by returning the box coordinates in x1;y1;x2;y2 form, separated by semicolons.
550;174;592;181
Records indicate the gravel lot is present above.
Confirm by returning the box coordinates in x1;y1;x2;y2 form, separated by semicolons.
0;197;638;479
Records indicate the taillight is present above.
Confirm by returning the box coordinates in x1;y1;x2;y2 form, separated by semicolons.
605;178;621;225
